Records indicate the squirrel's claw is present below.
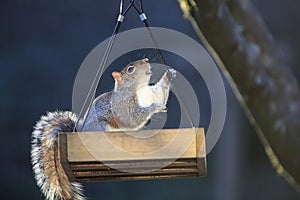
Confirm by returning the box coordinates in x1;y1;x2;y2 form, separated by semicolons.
151;102;167;113
164;68;177;81
168;69;177;79
161;107;168;112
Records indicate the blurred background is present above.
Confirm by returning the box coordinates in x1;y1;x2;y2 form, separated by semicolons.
1;0;300;199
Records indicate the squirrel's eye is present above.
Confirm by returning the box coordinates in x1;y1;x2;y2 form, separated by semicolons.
126;66;136;74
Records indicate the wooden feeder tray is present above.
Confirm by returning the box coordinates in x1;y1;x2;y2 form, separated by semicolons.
58;128;206;182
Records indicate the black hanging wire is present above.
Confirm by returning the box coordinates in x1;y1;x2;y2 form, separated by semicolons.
74;0;136;131
130;0;195;128
74;0;195;131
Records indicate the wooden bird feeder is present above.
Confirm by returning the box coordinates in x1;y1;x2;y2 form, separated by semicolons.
58;128;206;182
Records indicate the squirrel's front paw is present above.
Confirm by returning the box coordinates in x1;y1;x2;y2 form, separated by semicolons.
151;102;167;113
168;69;177;79
164;69;177;81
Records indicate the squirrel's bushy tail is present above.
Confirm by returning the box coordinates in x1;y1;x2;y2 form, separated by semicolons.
31;111;85;200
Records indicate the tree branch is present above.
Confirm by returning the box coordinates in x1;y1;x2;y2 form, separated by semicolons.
178;0;300;192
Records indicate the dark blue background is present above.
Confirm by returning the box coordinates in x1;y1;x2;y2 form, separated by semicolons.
1;0;300;199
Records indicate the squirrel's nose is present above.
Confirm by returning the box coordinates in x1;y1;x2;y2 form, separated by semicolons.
142;58;149;63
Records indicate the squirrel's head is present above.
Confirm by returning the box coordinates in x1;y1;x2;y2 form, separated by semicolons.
112;58;152;90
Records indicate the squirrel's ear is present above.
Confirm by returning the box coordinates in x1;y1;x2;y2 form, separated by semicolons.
112;72;122;81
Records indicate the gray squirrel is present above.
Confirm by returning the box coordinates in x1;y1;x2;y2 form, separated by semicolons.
31;58;176;200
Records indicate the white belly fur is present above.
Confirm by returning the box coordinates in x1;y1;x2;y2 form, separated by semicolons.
136;84;169;107
136;86;154;107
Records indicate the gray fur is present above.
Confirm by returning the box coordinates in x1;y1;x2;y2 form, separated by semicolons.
31;111;85;200
82;92;112;132
110;87;166;130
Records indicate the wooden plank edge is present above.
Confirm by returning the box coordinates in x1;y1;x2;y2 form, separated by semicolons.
75;173;201;182
58;133;76;182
